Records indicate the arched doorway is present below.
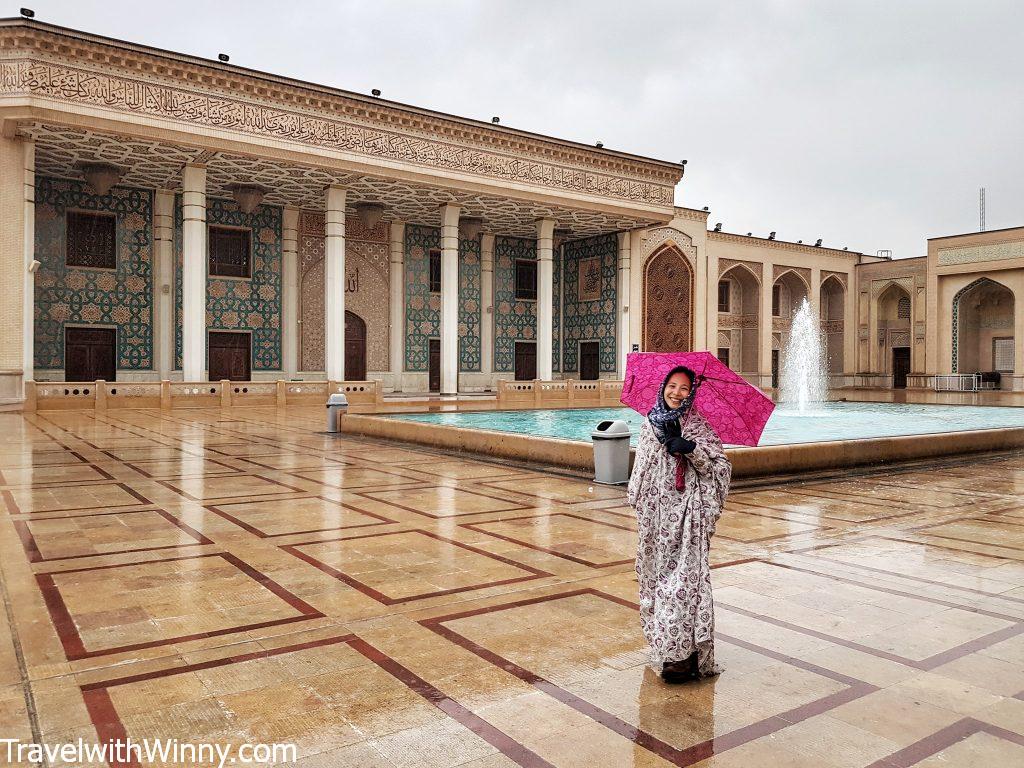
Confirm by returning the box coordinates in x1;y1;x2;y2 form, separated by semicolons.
819;276;845;374
877;284;912;387
345;311;367;381
954;278;1014;382
718;264;760;378
643;244;693;352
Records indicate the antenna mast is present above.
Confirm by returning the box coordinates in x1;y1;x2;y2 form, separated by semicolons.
979;187;986;232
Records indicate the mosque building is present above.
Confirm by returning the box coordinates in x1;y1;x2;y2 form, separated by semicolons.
1;17;1021;406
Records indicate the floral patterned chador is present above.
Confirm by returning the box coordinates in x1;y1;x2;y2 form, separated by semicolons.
627;410;732;675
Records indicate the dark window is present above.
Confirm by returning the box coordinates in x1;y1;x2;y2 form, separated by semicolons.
718;280;730;312
897;296;911;319
66;211;116;269
772;284;781;316
717;347;730;368
515;259;537;301
429;249;441;293
209;227;251;278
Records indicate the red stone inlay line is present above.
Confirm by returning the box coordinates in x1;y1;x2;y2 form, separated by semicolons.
422;588;876;768
38;552;323;661
81;633;554;768
155;473;309;502
206;495;394;538
906;518;1024;552
785;483;976;510
727;493;926;524
718;561;1023;670
461;512;635;568
355;485;532;519
13;508;213;563
475;479;622;505
1;481;153;515
282;529;551;605
121;455;240;479
865;717;1024;768
787;537;1024;606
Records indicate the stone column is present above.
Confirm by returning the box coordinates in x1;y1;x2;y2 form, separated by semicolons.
759;261;774;389
480;232;495;378
629;229;644;351
439;203;461;394
281;206;299;379
181;164;207;382
536;218;555;381
616;231;631;378
21;140;34;390
389;220;406;390
324;186;347;381
843;272;857;376
705;239;718;354
153;190;174;379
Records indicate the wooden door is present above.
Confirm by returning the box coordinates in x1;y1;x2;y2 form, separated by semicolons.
208;332;251;381
892;347;910;389
65;327;116;382
345;311;366;381
579;342;599;380
428;339;441;392
515;342;537;381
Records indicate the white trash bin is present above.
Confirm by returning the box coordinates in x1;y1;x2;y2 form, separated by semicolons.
325;393;349;432
592;419;631;485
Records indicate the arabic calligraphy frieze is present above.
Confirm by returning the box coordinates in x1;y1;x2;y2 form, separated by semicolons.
0;60;675;206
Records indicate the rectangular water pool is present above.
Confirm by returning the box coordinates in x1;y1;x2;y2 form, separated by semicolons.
385;402;1024;446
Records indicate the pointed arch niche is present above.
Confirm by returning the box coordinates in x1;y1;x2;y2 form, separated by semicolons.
953;277;1015;379
642;243;694;352
718;262;760;376
819;275;846;374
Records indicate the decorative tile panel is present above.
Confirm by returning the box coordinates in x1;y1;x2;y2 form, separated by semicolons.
174;198;282;371
34;177;152;370
404;225;440;372
562;234;617;373
938;240;1024;266
459;237;481;372
493;236;537;373
297;213;391;373
553;245;561;373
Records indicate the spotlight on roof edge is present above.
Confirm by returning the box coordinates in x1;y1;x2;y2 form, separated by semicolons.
596;141;603;148
371;89;381;97
702;206;709;211
491;117;499;124
20;8;34;18
218;53;229;62
713;223;722;232
814;239;822;247
768;231;776;240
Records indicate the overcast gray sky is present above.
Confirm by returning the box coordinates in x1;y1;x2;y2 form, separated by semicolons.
23;0;1024;258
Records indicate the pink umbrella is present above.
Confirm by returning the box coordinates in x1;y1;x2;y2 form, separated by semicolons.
620;351;775;446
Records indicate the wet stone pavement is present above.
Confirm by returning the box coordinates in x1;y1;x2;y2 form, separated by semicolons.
1;406;1023;767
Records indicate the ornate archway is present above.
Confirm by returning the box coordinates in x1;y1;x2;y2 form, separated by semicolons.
642;244;693;352
953;277;1014;375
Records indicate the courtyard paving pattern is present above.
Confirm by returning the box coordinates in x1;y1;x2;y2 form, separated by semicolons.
1;406;1023;767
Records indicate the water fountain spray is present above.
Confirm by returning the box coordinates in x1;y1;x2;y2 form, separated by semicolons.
780;298;826;411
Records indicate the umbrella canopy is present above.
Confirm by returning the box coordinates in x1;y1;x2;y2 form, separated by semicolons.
620;351;775;447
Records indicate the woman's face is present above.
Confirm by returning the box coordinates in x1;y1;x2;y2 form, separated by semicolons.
664;372;692;409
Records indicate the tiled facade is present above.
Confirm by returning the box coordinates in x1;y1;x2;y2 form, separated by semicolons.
562;233;618;374
173;197;283;372
493;235;538;373
33;177;153;371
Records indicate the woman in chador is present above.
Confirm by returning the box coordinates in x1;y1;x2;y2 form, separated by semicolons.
627;365;732;683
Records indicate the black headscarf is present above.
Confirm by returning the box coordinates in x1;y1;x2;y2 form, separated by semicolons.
647;366;699;443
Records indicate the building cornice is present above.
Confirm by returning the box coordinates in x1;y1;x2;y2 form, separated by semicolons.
0;20;680;209
708;230;863;258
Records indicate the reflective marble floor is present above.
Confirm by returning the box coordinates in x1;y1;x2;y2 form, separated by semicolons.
1;407;1023;767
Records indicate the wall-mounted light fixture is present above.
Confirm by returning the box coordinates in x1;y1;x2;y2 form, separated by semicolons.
78;162;123;196
229;184;266;214
355;202;385;230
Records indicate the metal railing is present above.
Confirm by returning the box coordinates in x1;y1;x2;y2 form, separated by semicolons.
934;374;980;392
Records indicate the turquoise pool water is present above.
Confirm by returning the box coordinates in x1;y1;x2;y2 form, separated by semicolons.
386;402;1024;446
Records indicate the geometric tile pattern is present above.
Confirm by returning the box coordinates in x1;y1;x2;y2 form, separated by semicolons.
403;225;441;372
3;406;1024;767
562;233;618;373
174;197;283;371
493;235;538;373
33;177;153;370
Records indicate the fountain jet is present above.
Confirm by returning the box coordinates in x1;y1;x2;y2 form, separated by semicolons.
780;298;827;411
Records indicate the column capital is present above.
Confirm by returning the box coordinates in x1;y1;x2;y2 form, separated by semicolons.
535;218;556;239
440;203;461;228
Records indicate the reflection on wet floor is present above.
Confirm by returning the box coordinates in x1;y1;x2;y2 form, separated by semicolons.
1;405;1022;767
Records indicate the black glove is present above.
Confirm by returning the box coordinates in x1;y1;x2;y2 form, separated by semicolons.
665;437;696;455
